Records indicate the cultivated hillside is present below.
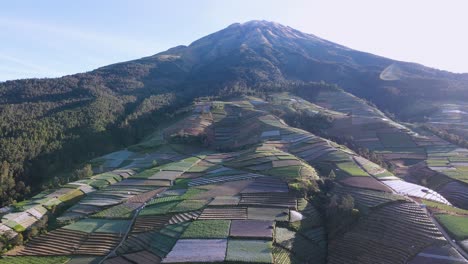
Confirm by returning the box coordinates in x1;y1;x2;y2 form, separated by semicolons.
1;96;466;263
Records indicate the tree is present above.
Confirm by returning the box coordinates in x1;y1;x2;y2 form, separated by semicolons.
74;164;93;180
340;194;355;211
328;170;336;180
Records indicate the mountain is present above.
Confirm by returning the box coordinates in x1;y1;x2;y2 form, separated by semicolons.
1;20;468;204
1;20;468;264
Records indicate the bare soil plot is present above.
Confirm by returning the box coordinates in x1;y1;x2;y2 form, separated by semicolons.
162;239;227;263
132;215;172;233
168;210;201;224
229;220;274;239
7;228;87;256
74;232;121;255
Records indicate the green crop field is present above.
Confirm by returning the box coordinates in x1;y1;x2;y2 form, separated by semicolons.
63;218;130;233
435;214;468;240
181;220;231;238
226;239;273;263
423;200;468;215
336;162;368;177
139;200;180;216
0;256;70;264
169;199;208;213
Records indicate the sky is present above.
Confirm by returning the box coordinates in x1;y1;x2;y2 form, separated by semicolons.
1;0;468;81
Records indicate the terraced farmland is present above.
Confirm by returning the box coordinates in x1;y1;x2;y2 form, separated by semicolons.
1;96;466;264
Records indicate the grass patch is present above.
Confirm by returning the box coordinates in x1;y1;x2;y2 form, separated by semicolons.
435;214;468;240
181;220;231;238
0;256;71;264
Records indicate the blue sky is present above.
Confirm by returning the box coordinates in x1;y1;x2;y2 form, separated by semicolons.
1;0;468;81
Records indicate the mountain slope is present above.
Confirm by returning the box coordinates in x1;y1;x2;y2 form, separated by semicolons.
1;20;468;206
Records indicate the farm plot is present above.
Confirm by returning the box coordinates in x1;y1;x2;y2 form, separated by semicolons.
168;210;202;224
181;220;231;238
435;214;468;240
188;172;262;187
239;193;296;208
382;179;451;204
2;212;38;231
132;215;172;233
377;132;417;148
7;228;87;256
248;207;289;221
275;227;325;263
74;232;122;255
113;179;172;187
163;239;227;263
76;186;155;208
225;239;273;263
139;200;180;216
91;202;141;219
339;176;392;192
334;186;407;214
225;146;317;180
118;222;189;258
336;161;369;177
272;246;302;264
438;181;468;209
198;207;248;220
209;196;241;206
57;204;101;222
0;256;71;264
188;179;252;197
408;244;467;264
104;250;161;264
229;220;274;239
241;177;289;193
328;202;445;264
168;199;209;213
63;218;130;234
